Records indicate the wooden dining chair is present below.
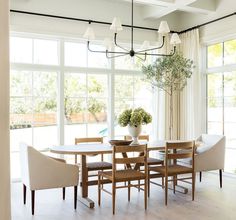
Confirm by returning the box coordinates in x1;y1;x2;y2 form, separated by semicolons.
75;137;112;184
125;135;164;191
124;135;163;165
148;141;196;205
98;144;148;214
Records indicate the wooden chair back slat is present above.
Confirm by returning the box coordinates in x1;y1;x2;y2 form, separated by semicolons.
114;145;146;153
166;141;193;150
75;137;103;144
167;153;193;160
115;156;146;164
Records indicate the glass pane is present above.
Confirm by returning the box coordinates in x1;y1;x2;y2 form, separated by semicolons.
115;99;133;116
224;39;236;65
64;42;87;67
133;76;152;99
224;149;236;173
33;98;57;125
10;37;33;63
224;72;236;97
207;74;222;98
65;73;86;97
64;98;86;124
115;75;134;98
33;126;57;150
11;152;21;180
88;44;110;68
207;97;223;122
87;124;107;137
10;126;32;152
33;72;57;97
33;39;59;65
10;97;33;126
224;97;236;122
65;124;86;144
207;43;223;68
10;70;32;97
224;123;236;139
207;122;223;135
88;74;108;97
87;98;107;123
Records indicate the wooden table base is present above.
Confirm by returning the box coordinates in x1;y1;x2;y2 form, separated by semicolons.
78;196;94;208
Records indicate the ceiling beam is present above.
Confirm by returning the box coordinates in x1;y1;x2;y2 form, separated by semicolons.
141;0;216;19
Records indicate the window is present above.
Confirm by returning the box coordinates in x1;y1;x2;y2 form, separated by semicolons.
206;39;236;173
10;34;155;180
10;70;58;179
64;73;108;144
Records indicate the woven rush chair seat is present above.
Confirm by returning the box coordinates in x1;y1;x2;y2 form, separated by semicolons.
99;169;146;182
150;164;192;175
87;161;112;171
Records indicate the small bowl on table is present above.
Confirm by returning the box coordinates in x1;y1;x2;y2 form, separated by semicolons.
109;140;132;146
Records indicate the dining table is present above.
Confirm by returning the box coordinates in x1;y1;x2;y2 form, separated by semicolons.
50;140;189;208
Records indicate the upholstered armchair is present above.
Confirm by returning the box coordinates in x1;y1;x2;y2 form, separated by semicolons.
195;134;226;188
20;143;79;215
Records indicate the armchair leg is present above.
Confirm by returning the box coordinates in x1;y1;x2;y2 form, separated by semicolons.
112;183;116;215
192;172;195;201
98;174;101;206
165;176;168;206
148;171;150;198
199;172;202;182
74;186;78;210
23;184;26;205
219;169;223;188
31;190;35;215
62;187;66;200
128;181;131;201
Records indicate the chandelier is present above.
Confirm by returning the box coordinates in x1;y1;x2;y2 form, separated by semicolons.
83;0;181;60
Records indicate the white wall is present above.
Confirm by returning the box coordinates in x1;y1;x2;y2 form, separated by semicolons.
0;0;11;219
10;0;160;43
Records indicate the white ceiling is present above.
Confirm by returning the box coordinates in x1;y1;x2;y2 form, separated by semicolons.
114;0;236;31
123;0;217;19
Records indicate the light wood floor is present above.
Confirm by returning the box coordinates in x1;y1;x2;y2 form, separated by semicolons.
11;172;236;220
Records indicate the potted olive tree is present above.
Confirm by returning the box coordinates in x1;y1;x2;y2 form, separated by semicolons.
118;108;152;145
142;53;194;140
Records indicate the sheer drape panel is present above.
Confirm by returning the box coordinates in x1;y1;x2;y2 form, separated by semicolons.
179;29;203;139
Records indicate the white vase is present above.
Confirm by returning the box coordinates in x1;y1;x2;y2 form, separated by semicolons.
128;124;142;145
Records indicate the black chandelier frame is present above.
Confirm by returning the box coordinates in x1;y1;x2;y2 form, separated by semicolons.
86;0;176;60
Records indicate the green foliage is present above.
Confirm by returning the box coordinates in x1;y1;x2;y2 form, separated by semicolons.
142;53;194;94
118;108;152;127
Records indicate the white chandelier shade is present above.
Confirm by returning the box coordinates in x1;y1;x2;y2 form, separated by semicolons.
83;26;95;41
158;21;170;34
110;17;123;32
170;33;181;45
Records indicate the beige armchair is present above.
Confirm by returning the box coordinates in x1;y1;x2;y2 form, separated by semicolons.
195;134;226;188
20;143;79;215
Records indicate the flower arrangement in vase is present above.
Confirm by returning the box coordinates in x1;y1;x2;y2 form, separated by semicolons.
118;108;152;145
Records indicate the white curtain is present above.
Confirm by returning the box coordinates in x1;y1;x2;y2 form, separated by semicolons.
178;29;203;139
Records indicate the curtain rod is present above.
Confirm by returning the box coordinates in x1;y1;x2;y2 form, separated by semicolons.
10;9;163;32
10;9;236;35
179;12;236;34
